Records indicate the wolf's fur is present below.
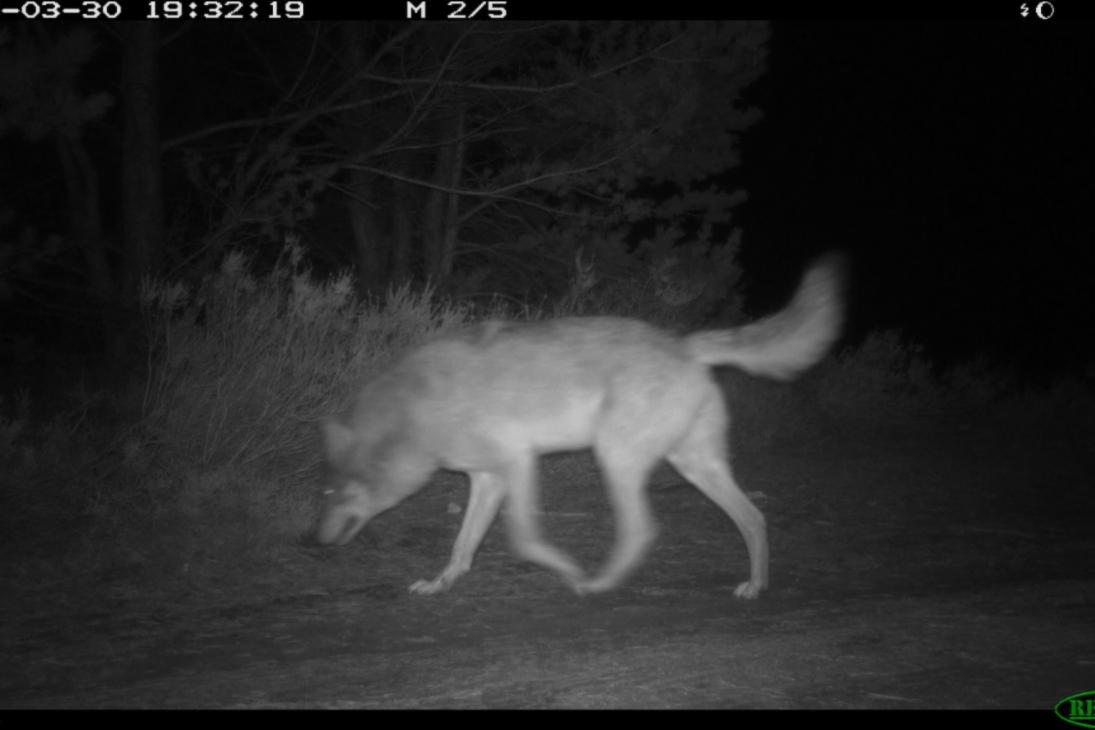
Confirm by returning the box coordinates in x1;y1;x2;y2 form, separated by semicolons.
316;255;844;598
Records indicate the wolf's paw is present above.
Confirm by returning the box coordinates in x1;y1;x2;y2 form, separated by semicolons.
408;577;449;595
570;574;615;596
733;579;765;600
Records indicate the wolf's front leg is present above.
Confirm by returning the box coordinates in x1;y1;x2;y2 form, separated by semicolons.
409;471;506;595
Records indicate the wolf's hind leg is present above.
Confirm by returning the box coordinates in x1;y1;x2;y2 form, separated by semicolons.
572;447;659;594
503;453;587;589
667;399;768;599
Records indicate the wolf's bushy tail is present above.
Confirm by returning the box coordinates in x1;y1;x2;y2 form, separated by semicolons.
685;254;846;381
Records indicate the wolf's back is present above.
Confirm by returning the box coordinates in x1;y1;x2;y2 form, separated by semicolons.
685;255;845;381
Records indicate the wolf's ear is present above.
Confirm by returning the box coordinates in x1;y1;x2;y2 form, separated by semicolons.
322;419;356;461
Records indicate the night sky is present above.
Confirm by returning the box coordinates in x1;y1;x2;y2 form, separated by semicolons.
739;21;1095;376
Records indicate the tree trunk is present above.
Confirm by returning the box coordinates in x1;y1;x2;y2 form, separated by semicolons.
339;22;387;293
439;106;465;279
390;171;413;283
347;169;387;294
423;106;464;280
56;135;112;300
120;22;164;300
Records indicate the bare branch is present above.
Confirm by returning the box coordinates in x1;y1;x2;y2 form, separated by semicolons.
346;163;590;220
164;25;424;152
354;31;687;96
347;148;622;201
369;25;477;157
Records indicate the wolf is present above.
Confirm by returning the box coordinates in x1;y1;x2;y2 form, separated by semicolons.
316;255;844;599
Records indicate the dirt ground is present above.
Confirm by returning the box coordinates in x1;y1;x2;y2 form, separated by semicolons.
1;419;1092;709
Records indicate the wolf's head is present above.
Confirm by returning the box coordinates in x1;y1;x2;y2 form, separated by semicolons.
314;419;432;546
315;482;383;546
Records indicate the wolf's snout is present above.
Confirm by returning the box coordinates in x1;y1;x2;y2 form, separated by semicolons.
315;508;366;546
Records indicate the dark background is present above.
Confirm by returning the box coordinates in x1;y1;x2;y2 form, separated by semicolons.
740;20;1094;377
3;17;1092;384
